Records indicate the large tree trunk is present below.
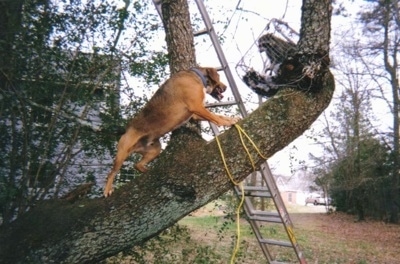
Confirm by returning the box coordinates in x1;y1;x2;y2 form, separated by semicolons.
161;0;196;73
0;0;334;263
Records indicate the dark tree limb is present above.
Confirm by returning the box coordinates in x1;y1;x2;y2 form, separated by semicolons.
0;74;334;263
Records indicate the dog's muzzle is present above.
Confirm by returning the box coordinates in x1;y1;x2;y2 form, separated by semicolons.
210;85;226;101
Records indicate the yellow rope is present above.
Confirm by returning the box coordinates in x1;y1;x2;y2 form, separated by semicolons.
232;182;245;264
234;124;267;160
215;124;266;264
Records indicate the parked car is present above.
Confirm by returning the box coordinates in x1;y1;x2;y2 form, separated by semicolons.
305;195;331;206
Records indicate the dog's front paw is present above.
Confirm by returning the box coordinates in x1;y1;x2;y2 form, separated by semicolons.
218;116;240;126
231;116;241;124
224;116;240;126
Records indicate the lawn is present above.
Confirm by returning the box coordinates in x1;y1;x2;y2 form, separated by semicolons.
106;203;400;263
179;203;400;264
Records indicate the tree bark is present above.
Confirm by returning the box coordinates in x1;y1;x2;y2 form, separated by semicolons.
161;0;196;73
0;0;334;263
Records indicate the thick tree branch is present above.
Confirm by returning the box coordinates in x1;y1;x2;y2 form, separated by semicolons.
0;74;334;263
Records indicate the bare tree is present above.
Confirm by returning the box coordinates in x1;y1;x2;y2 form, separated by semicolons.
359;0;400;223
310;28;394;220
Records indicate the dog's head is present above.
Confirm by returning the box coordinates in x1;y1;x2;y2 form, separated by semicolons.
201;67;227;101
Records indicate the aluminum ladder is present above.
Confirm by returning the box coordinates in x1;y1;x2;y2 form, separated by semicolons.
152;1;307;263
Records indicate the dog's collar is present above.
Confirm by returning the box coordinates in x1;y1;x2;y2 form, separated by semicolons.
190;68;207;87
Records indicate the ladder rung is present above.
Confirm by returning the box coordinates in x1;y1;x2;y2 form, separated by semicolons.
194;28;209;36
206;100;239;108
260;239;292;247
242;186;271;193
238;191;272;198
248;215;283;223
236;186;272;198
250;210;279;217
249;210;292;225
242;186;269;191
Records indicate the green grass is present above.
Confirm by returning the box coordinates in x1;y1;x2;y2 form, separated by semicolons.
180;215;255;237
180;215;301;263
180;215;222;228
107;204;400;263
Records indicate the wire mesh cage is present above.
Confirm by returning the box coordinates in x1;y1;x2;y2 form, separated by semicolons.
236;19;299;97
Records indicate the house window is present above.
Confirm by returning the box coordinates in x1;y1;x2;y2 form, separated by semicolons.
288;192;293;203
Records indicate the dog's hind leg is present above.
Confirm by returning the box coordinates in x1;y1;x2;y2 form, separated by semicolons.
135;139;162;173
104;130;139;197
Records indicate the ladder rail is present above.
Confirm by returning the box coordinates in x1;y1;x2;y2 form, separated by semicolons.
153;0;162;18
260;163;294;228
242;196;275;262
194;0;248;118
260;162;307;263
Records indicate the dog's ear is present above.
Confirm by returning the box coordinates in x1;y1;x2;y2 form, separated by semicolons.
205;68;220;84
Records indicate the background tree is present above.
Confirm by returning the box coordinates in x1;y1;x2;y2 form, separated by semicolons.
358;0;400;223
309;17;394;220
330;137;391;220
0;0;334;262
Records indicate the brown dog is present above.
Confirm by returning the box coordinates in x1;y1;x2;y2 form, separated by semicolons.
103;67;239;197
